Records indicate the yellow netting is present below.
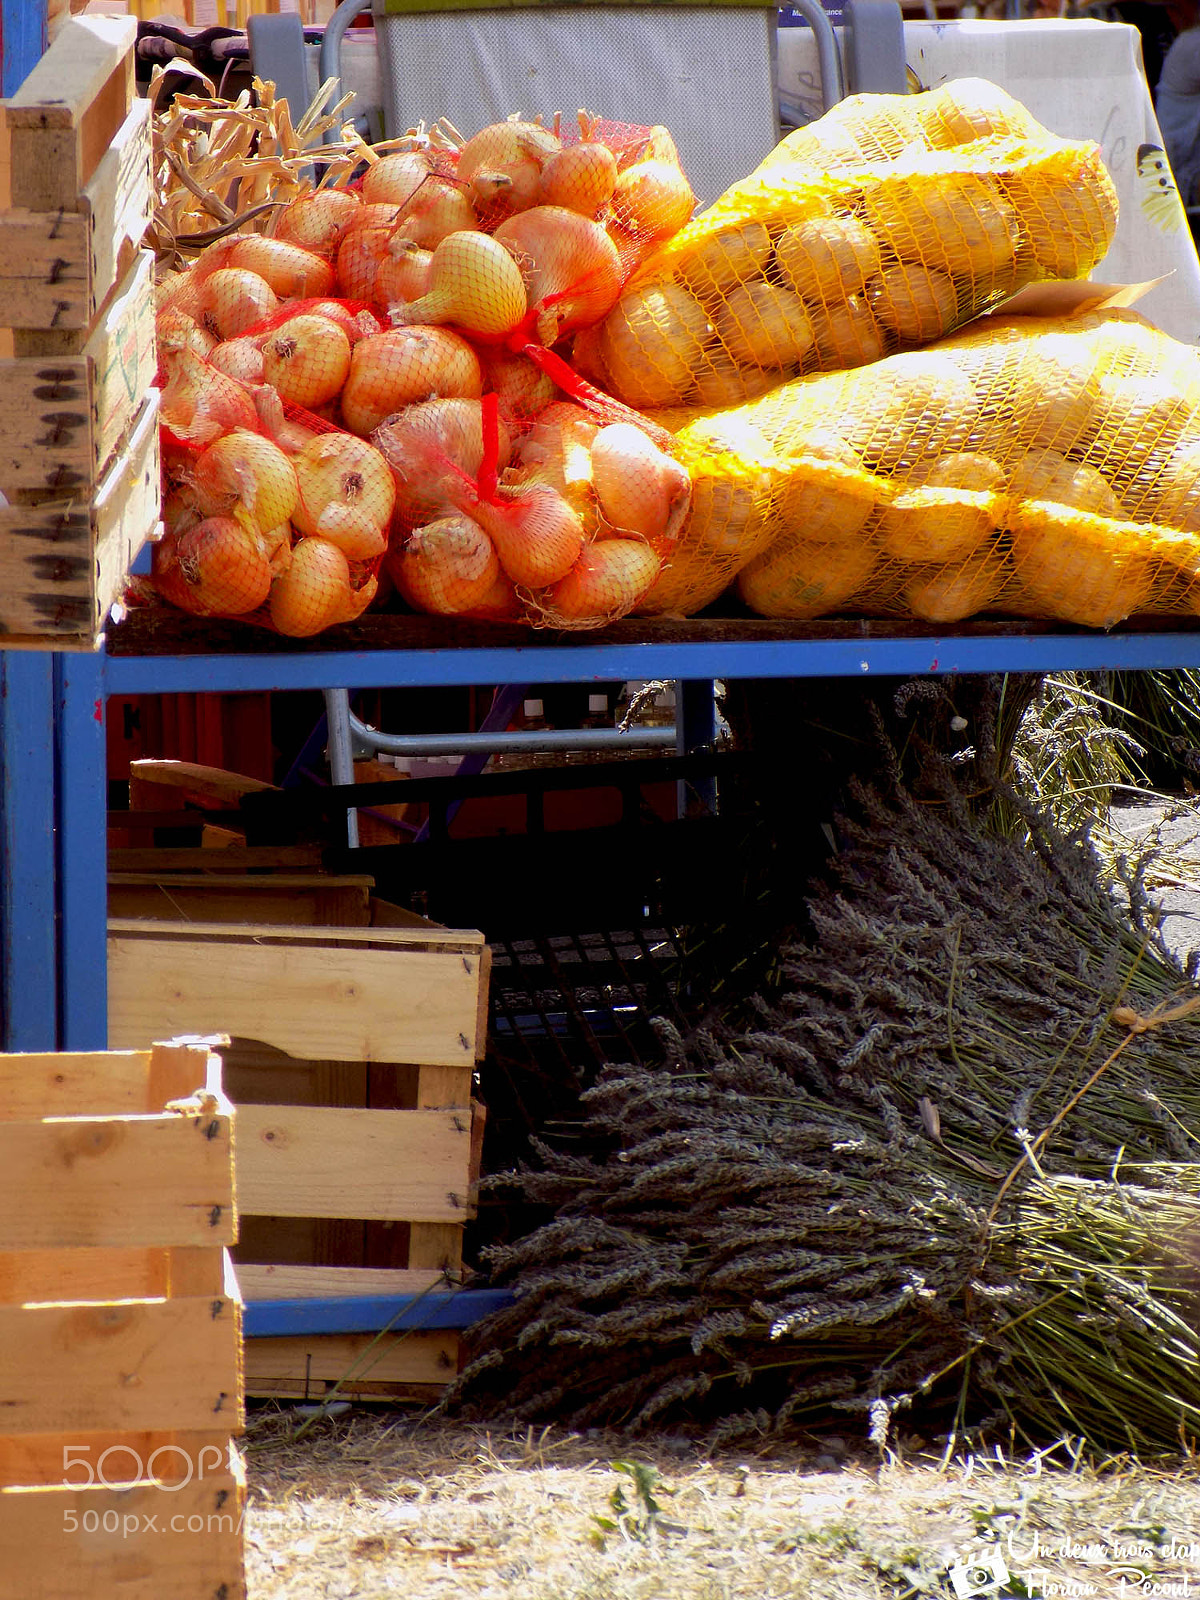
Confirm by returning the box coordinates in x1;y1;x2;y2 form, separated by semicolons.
581;79;1118;412
641;308;1200;628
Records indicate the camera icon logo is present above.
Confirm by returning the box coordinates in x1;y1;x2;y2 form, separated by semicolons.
946;1545;1012;1597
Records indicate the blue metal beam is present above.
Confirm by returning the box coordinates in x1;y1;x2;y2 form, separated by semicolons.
103;632;1200;696
0;654;58;1051
55;654;109;1050
243;1288;514;1337
1;0;46;95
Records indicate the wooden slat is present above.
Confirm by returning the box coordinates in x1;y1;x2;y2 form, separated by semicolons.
108;921;487;1064
7;18;137;212
0;1295;242;1435
82;244;156;474
0;1246;168;1305
244;1330;456;1393
236;1104;471;1222
0;211;90;329
407;1223;464;1276
0;1450;245;1600
235;1263;443;1300
415;1064;474;1109
0;388;159;646
81;97;153;318
109;876;374;926
0;1110;235;1250
0;1048;152;1118
145;1036;228;1109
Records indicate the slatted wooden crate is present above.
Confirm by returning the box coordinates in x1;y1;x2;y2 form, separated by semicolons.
0;14;160;648
106;914;491;1400
0;1037;245;1600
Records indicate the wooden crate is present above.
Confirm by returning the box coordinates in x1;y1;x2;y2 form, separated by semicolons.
0;1037;245;1600
0;15;160;649
106;912;491;1400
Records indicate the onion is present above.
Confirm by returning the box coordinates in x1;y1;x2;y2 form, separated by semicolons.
341;326;483;437
691;354;776;408
394;512;501;614
227;236;335;299
538;538;661;626
589;423;690;542
156;270;203;318
538;140;618;218
472;484;586;586
294;300;384;345
712;282;815;371
599;283;710;407
198;267;277;340
261;521;293;577
480;347;558;419
903;552;1007;623
251;384;319;455
517;402;600;504
361;150;433;208
465;571;521;619
158;340;260;446
262;314;353;409
269;538;376;636
154;515;273;617
334;204;408;300
192;429;299;535
275;187;363;259
809;296;887;371
737;532;877;619
292;432;396;545
310;502;388;561
372;397;511;523
456;120;562;218
493;206;623;345
611;159;695;240
375;239;433;311
878;450;1007;563
391;176;477;249
157;306;218;359
208;336;265;385
390;230;527;339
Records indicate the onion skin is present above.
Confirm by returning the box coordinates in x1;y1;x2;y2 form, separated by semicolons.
292;432;397;543
191;429;300;536
154;515;273;617
393;513;501;614
372;397;512;524
198;268;277;340
389;231;528;340
391;177;478;249
538;141;618;218
456;121;562;219
361;150;433;208
341;326;483;437
262;314;353;409
493;206;623;346
208;336;266;385
157;306;218;360
471;484;586;587
227;236;335;299
275;188;363;259
537;538;661;627
611;158;695;241
158;339;260;446
480;347;558;419
589;423;690;542
269;538;377;636
376;239;433;312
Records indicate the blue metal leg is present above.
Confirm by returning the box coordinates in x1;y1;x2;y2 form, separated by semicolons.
2;1;47;95
0;653;58;1050
55;653;109;1050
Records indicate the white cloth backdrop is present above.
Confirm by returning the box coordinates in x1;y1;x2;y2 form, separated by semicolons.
777;18;1200;345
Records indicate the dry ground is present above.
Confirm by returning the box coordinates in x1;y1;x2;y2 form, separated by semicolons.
244;1410;1200;1598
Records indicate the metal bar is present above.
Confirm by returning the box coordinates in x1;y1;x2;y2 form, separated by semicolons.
243;1286;514;1337
0;654;58;1051
54;653;108;1050
412;681;527;845
2;0;47;96
782;0;845;109
322;687;360;849
347;712;677;757
677;678;716;817
320;0;372;145
104;632;1200;696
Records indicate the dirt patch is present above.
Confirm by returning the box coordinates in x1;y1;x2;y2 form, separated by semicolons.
244;1411;1200;1598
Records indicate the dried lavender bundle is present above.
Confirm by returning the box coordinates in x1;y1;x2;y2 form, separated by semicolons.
451;727;1200;1453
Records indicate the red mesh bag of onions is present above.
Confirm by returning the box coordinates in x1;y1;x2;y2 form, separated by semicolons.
378;389;691;630
153;313;392;637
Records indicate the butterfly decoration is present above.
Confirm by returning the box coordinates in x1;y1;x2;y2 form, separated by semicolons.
1136;143;1183;232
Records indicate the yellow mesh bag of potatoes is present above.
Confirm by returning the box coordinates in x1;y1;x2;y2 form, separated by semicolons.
576;79;1118;411
640;307;1200;629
